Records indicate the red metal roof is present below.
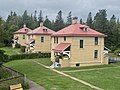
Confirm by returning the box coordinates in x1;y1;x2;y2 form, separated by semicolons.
27;26;55;35
52;23;106;37
52;43;71;53
14;27;32;34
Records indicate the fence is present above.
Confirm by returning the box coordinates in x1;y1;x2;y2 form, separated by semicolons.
109;56;120;63
0;65;27;90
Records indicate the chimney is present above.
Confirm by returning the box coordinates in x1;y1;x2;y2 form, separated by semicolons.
72;17;78;24
23;24;26;28
40;21;43;27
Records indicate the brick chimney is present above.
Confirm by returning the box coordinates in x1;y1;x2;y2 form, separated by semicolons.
40;21;43;27
72;17;78;24
23;24;26;28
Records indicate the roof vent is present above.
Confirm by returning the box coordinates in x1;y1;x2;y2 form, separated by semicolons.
80;25;89;32
83;26;89;32
72;17;78;24
43;29;47;32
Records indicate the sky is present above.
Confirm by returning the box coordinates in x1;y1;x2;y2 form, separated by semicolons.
0;0;120;21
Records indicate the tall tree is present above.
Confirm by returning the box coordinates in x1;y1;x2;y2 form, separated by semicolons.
93;9;108;33
86;12;93;28
80;18;83;24
38;10;43;24
0;17;5;47
54;10;65;31
44;16;52;29
66;12;72;25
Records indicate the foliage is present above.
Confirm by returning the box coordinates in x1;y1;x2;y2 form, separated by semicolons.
9;52;51;60
86;12;93;28
20;46;26;53
114;48;120;56
0;50;9;62
0;9;120;51
15;43;21;48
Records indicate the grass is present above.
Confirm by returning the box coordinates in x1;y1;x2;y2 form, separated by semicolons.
0;47;21;56
64;63;120;90
0;67;11;79
56;63;120;71
5;58;92;90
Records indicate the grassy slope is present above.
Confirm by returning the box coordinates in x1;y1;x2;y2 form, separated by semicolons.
0;47;21;56
5;58;91;90
0;68;11;79
66;63;120;90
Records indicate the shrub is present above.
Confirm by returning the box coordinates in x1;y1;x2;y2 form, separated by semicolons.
0;43;5;48
21;46;26;53
15;43;21;48
0;50;9;62
9;52;51;60
114;48;120;56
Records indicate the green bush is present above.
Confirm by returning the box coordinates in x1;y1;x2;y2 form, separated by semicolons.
9;52;51;60
15;43;21;48
0;50;9;62
0;43;5;48
21;46;26;53
114;48;120;56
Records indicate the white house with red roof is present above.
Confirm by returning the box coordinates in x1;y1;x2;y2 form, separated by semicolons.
13;24;32;48
51;17;108;67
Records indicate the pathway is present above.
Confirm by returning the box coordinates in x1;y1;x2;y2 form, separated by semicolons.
33;61;103;90
29;79;45;90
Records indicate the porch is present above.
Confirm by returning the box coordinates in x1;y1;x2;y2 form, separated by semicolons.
51;43;71;68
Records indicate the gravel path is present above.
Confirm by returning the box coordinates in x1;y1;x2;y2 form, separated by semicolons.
29;80;45;90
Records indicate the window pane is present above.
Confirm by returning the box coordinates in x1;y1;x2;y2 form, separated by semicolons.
94;50;98;58
80;40;83;48
23;35;25;39
41;37;44;42
64;36;66;41
95;37;98;45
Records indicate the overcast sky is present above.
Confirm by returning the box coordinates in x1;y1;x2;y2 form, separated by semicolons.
0;0;120;21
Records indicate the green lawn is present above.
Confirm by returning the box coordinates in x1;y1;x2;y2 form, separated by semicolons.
0;47;21;56
5;58;92;90
64;63;120;90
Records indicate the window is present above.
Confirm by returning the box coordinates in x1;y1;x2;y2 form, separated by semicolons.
54;37;58;43
95;37;98;45
76;63;80;67
94;50;98;58
64;36;66;41
80;40;83;48
23;35;25;39
41;37;44;43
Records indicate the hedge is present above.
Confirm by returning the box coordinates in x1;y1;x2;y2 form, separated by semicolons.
9;52;51;60
0;51;51;63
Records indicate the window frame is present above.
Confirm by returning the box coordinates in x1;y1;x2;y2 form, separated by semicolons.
23;35;25;39
64;36;66;41
41;36;44;43
95;37;98;45
94;50;98;59
54;37;58;44
80;40;83;48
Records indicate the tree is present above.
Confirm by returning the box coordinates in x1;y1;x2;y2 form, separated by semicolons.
93;9;108;33
44;16;52;29
80;18;83;24
54;10;65;31
0;17;5;47
86;12;93;28
38;10;43;24
66;12;72;25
